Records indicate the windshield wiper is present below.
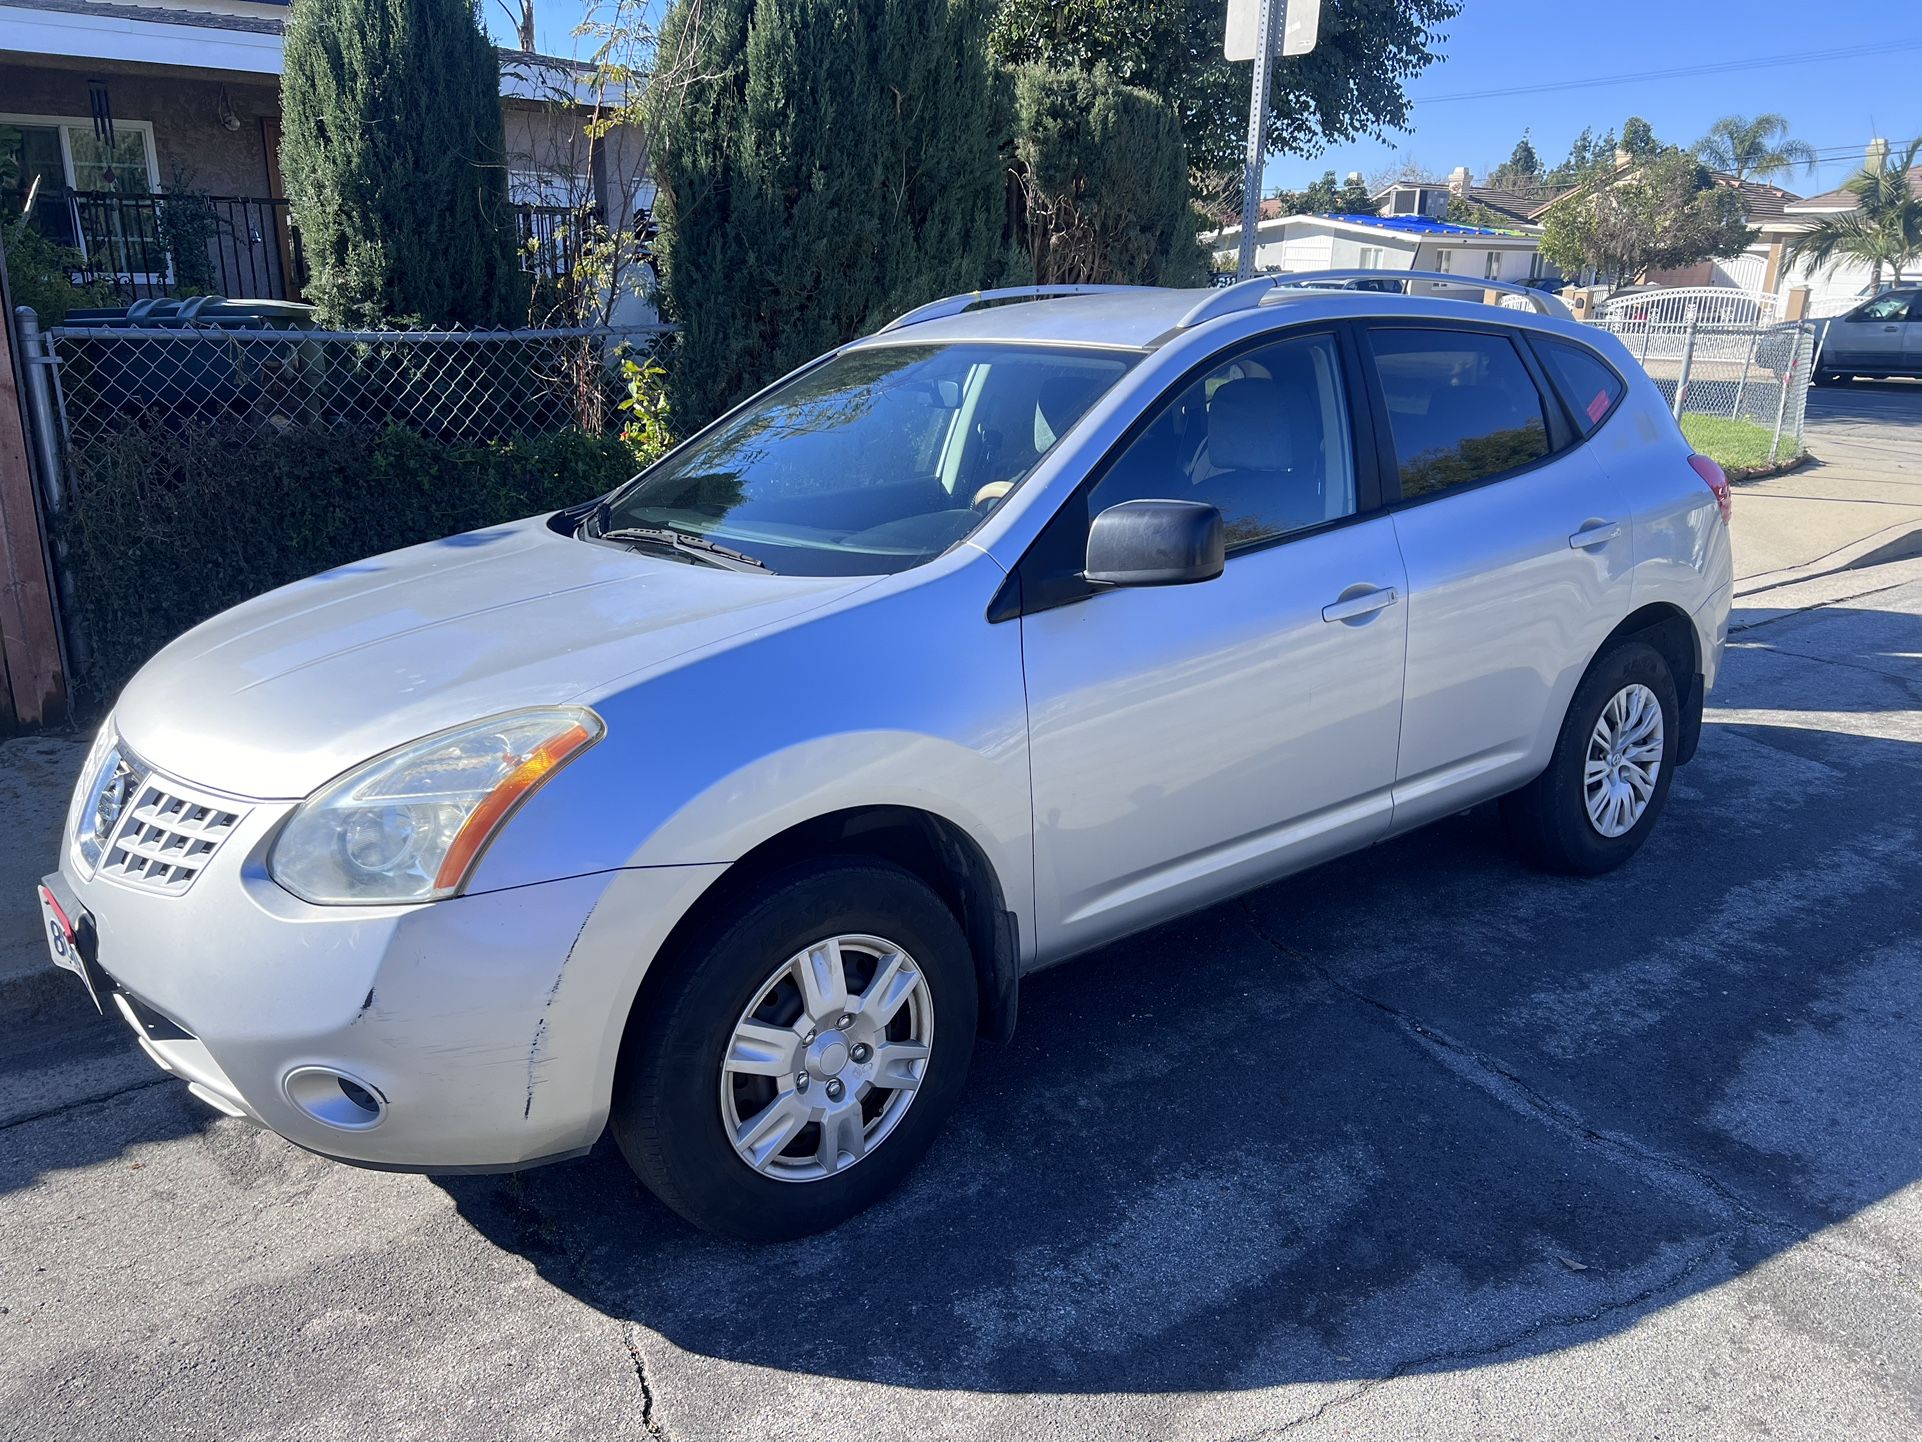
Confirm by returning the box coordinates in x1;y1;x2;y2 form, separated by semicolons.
598;525;768;572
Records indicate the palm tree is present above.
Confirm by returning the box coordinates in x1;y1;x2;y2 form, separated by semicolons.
1693;113;1818;182
1784;138;1922;290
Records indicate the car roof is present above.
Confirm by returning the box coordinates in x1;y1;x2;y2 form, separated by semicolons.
844;284;1580;354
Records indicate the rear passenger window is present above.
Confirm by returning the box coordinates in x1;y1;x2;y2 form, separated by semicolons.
1538;340;1625;435
1367;329;1550;498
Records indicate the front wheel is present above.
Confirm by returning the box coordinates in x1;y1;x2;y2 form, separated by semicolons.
1503;640;1680;875
611;858;977;1241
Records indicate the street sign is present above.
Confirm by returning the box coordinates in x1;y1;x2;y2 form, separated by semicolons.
1225;0;1320;62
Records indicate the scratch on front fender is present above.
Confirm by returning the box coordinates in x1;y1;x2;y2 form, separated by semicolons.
525;908;598;1121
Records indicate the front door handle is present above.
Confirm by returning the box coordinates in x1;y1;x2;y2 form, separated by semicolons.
1321;586;1400;623
1569;521;1621;550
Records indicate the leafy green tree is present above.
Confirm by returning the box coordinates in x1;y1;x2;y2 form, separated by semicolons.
1785;137;1922;289
1540;147;1753;284
1620;116;1659;159
989;0;1460;185
1488;134;1541;189
281;0;522;328
1269;169;1379;217
1693;113;1818;182
650;0;1018;425
1009;66;1205;285
1546;127;1609;184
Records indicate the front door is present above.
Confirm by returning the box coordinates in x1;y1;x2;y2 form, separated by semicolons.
1022;330;1407;961
1360;323;1635;829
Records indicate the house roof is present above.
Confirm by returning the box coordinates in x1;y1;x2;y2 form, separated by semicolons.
1526;161;1801;223
1463;185;1565;222
1322;212;1534;240
1718;175;1799;222
1205;211;1539;247
0;0;593;83
0;0;283;34
1786;166;1922;212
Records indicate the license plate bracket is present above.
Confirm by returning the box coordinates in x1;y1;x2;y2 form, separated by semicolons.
38;879;105;1014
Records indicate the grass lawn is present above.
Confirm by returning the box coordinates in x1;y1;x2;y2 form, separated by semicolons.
1680;413;1793;472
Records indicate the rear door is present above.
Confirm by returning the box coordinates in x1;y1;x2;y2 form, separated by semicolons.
1361;322;1634;832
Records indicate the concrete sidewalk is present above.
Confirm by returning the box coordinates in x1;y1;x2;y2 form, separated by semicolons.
1732;380;1922;586
0;732;88;1020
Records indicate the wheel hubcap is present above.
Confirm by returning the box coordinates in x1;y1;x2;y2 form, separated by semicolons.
719;933;933;1183
1584;682;1664;838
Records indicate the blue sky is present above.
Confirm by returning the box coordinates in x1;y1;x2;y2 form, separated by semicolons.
489;0;1921;202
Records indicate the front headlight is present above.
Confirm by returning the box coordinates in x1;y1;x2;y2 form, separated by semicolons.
70;720;146;876
269;707;603;905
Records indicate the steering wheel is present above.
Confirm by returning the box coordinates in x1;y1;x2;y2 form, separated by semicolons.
971;479;1015;513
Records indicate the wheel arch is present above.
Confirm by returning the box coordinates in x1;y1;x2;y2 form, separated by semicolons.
1591;601;1703;764
626;805;1021;1051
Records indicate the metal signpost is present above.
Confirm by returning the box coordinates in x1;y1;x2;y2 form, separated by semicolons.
1226;0;1321;279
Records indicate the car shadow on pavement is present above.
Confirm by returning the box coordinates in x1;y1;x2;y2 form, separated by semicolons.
441;604;1922;1395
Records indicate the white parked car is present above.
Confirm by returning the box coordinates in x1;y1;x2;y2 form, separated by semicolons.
41;274;1733;1239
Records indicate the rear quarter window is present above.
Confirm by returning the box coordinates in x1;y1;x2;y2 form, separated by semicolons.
1538;339;1626;435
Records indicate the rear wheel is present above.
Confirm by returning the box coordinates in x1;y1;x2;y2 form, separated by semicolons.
611;857;977;1241
1503;640;1680;875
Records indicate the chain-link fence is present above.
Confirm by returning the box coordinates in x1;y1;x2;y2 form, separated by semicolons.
1584;310;1816;464
29;320;673;458
12;314;674;702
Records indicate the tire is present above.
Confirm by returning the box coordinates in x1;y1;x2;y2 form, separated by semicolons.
611;857;977;1241
1502;639;1680;876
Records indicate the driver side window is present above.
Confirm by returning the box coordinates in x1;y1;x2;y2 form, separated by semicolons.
1087;333;1358;547
1852;293;1914;322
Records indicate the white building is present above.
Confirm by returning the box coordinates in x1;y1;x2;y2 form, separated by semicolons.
1202;212;1549;286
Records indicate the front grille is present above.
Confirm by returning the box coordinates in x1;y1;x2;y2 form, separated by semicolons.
97;775;247;895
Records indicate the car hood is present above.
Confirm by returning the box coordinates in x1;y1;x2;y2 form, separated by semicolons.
114;516;874;799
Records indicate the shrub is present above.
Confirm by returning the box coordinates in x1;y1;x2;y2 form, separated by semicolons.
1008;65;1205;286
280;0;524;328
61;422;631;706
2;222;113;324
650;0;1021;427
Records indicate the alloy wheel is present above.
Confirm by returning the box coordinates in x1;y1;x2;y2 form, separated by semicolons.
718;933;934;1182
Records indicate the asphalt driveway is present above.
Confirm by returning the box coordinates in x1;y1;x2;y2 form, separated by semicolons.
4;563;1920;1436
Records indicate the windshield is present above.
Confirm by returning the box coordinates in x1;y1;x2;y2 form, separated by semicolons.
589;342;1138;576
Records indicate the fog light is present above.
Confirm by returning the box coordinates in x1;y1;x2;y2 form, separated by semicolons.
282;1065;386;1130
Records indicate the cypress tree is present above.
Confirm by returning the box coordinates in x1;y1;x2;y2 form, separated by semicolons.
281;0;523;328
1009;66;1204;287
652;0;1020;425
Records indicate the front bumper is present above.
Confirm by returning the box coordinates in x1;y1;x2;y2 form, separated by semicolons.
48;808;726;1171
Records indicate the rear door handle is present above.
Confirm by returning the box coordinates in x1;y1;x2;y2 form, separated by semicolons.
1569;521;1621;550
1321;586;1399;623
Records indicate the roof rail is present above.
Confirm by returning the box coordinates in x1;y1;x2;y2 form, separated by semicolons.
1175;270;1573;329
879;285;1148;333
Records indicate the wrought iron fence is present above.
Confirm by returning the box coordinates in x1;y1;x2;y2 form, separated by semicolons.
51;193;647;308
59;191;307;304
1585;309;1816;463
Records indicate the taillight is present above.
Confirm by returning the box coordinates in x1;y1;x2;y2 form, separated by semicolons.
1689;454;1731;524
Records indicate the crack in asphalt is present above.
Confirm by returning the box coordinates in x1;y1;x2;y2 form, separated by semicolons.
1233;903;1895;1277
0;1073;174;1133
1231;1241;1730;1441
623;1321;669;1439
497;1171;672;1439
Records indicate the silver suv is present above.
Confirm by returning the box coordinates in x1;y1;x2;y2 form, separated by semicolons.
42;275;1733;1239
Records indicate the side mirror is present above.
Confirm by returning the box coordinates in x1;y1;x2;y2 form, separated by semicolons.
1085;499;1225;587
